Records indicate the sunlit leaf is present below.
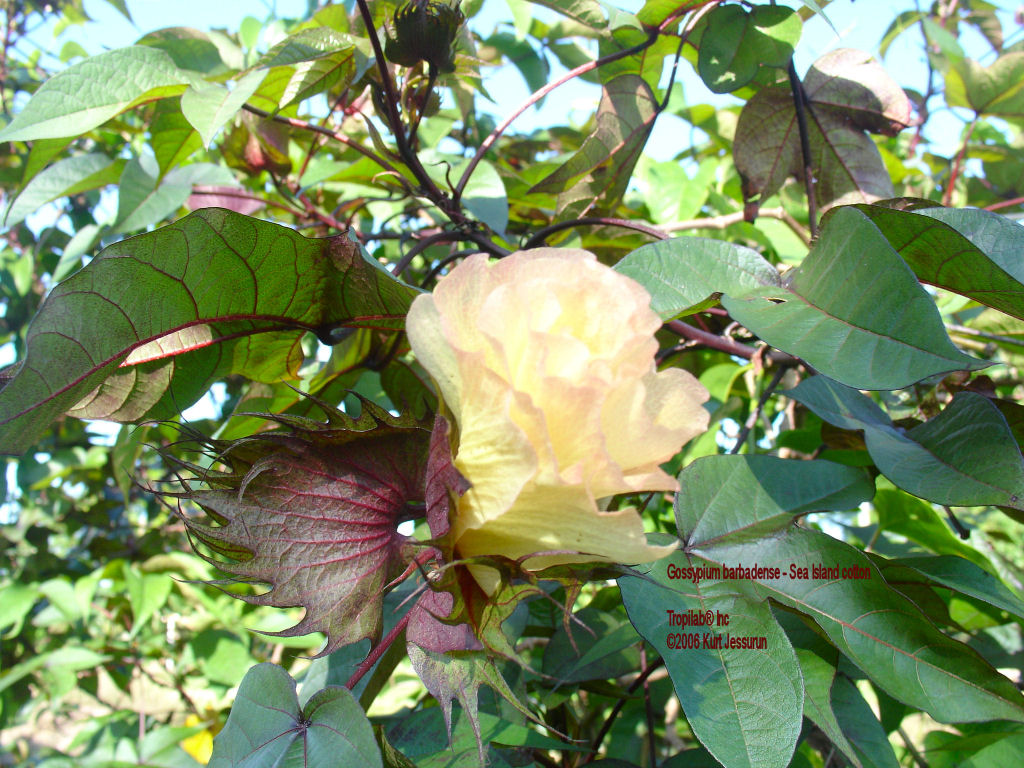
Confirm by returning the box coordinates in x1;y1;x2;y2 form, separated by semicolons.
0;46;198;141
669;455;1024;725
0;208;419;455
850;203;1024;323
723;207;982;390
616;237;781;320
945;52;1024;116
696;5;801;93
530;74;656;216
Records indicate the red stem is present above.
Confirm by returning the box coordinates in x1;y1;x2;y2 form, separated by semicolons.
345;610;412;690
943;118;976;207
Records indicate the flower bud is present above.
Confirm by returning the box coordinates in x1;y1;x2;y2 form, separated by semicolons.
384;0;464;74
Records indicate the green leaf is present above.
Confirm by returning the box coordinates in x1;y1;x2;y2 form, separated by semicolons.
453;158;508;236
136;26;226;75
888;555;1024;622
851;203;1024;323
0;46;197;141
670;456;1024;725
620;560;803;768
722;207;984;390
697;5;801;93
541;605;640;683
387;707;580;764
150;100;203;178
4;153;123;228
788;376;1024;514
831;676;901;768
791;643;863;768
734;49;910;213
615;237;781;320
181;71;266;148
0;208;419;455
114;156;234;233
209;663;383;768
123;563;173;638
944;52;1024;117
530;74;656;216
529;0;606;27
251;28;362;111
872;485;994;570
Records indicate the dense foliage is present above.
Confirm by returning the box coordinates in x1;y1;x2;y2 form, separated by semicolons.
2;0;1024;766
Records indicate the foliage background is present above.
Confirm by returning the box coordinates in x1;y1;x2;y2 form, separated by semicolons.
1;0;1024;767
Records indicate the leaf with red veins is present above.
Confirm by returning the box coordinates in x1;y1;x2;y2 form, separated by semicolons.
170;398;431;655
425;414;470;544
0;207;420;455
734;48;912;215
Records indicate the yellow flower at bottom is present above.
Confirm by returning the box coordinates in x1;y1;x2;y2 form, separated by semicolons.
406;248;710;592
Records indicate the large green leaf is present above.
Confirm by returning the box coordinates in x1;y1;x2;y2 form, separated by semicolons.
209;664;382;768
621;560;803;768
250;28;363;111
734;49;910;213
615;237;781;320
0;46;197;141
0;208;419;455
885;555;1024;622
872;485;994;570
621;456;870;767
114;157;235;233
722;207;984;390
671;455;1024;725
696;5;802;93
788;376;1024;515
851;203;1024;322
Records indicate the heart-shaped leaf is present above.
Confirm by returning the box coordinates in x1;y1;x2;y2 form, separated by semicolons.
209;663;382;768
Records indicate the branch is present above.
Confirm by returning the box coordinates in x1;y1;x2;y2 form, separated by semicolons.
666;320;800;367
662;207;811;246
354;0;462;222
984;196;1024;212
392;229;509;277
943;118;977;207
345;610;411;690
787;58;818;238
582;657;665;763
454;28;663;201
522;217;670;248
730;365;788;454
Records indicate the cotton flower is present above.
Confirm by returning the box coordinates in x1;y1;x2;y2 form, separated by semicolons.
406;248;709;592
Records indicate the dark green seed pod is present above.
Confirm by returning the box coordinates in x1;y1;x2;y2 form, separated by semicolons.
384;0;464;74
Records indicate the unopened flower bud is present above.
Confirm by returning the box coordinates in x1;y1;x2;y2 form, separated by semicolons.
384;0;464;74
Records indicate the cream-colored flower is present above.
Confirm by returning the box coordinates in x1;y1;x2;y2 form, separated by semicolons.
406;248;710;592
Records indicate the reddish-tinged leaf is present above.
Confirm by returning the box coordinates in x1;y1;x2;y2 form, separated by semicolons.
407;588;545;765
425;415;469;543
734;48;911;214
188;185;266;215
168;399;431;655
0;208;419;455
